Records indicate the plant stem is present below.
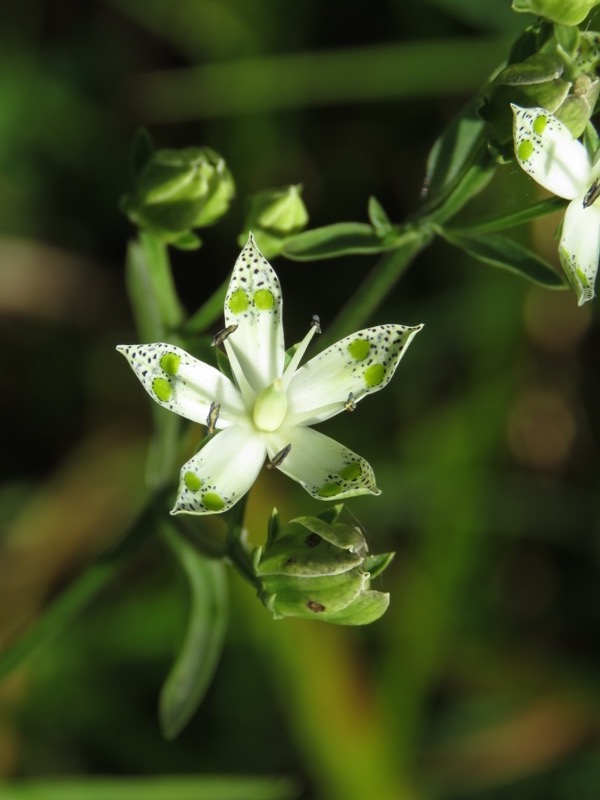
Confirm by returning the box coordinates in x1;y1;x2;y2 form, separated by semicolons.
321;227;432;347
139;230;186;332
183;273;230;333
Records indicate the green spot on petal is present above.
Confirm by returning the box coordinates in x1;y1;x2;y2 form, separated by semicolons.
184;471;202;492
202;491;225;511
364;363;385;387
340;462;362;481
254;288;274;310
317;483;342;498
160;352;181;375
517;139;534;162
152;377;172;402
348;338;371;361
533;114;547;135
228;288;249;315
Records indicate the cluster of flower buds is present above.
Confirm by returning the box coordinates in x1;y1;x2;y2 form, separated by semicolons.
513;0;600;26
482;11;600;159
122;145;235;247
252;505;394;626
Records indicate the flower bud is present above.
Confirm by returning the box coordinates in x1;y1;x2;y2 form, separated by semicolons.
512;0;600;26
122;146;235;242
238;185;309;259
252;506;393;625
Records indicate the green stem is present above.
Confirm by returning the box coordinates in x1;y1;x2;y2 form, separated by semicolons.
0;493;170;680
321;228;433;347
183;273;230;334
139;230;186;332
226;495;260;588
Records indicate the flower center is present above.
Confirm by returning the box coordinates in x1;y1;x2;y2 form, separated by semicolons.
253;378;288;432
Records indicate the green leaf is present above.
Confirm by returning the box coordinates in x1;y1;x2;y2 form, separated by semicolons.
367;196;393;237
584;120;600;160
364;552;395;579
424;156;495;224
554;23;580;60
130;127;155;178
442;230;566;288
171;231;202;250
282;223;393;260
0;776;299;800
493;53;563;86
448;197;568;234
159;526;228;740
420;94;489;215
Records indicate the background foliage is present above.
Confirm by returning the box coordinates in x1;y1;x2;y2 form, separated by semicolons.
1;1;600;798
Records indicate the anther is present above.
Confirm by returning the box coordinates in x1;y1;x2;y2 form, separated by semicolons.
211;324;238;347
267;443;292;469
310;314;322;334
583;178;600;208
344;392;356;412
206;402;220;435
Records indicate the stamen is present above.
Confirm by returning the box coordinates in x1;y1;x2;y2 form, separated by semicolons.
583;178;600;208
344;392;356;412
267;443;292;469
206;401;220;435
281;314;321;389
211;324;238;347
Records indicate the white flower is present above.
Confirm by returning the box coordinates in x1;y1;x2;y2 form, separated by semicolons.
512;104;600;305
117;235;422;515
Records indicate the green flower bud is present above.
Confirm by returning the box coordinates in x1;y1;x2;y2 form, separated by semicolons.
555;75;600;136
252;506;394;626
238;185;309;259
512;0;600;26
122;146;235;242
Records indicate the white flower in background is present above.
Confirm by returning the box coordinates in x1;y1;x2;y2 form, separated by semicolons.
512;103;600;305
117;236;422;515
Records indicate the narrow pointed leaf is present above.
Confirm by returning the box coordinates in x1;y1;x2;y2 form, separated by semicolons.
282;223;392;260
442;230;566;288
448;197;567;234
159;526;228;739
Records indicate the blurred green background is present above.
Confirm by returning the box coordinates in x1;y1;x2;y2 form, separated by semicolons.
1;1;600;798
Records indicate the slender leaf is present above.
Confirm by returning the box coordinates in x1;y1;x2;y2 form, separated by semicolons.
448;196;567;234
424;155;496;224
282;222;394;260
159;526;228;740
130;127;155;178
442;230;566;288
420;94;490;215
0;776;299;800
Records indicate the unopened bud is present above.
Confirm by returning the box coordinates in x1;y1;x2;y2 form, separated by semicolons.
252;507;393;625
122;146;235;242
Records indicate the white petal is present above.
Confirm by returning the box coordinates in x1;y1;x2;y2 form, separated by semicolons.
265;426;380;500
223;235;285;396
558;199;600;305
117;342;247;426
172;426;266;515
512;104;591;199
285;324;423;426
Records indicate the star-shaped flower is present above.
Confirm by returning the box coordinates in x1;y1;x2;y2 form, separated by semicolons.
512;104;600;305
117;236;422;515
